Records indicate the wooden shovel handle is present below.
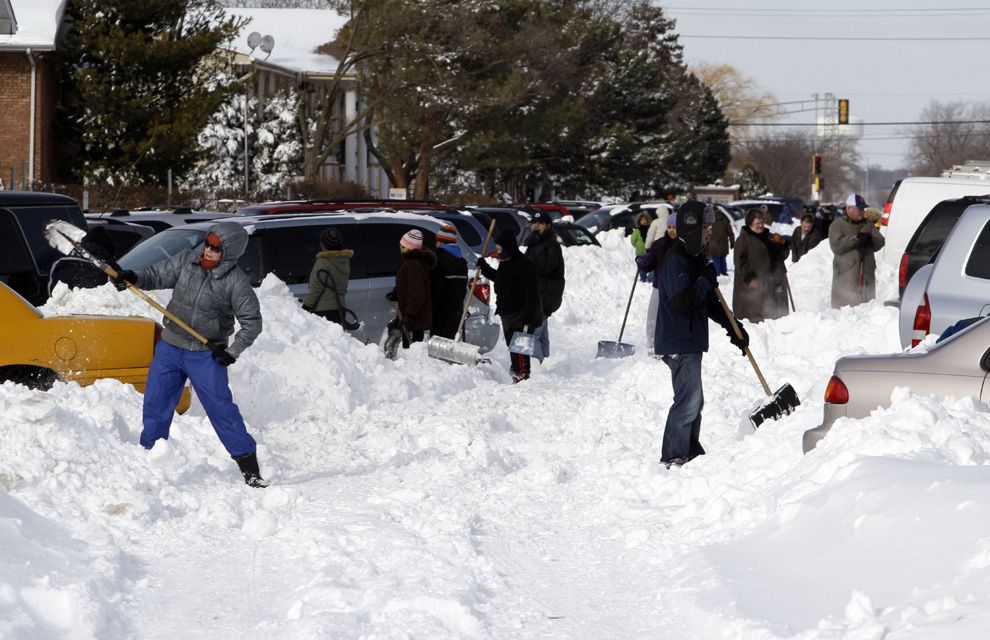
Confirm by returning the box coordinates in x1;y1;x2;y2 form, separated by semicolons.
714;286;773;396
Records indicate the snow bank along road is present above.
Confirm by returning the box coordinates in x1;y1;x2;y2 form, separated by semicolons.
3;228;990;639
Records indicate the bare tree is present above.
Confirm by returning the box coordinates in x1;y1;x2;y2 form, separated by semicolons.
693;63;777;149
907;100;990;175
736;129;858;202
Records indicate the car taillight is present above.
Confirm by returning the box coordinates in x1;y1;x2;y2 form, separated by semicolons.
881;201;892;226
911;293;931;347
154;322;163;345
824;375;849;405
898;252;909;292
470;278;491;306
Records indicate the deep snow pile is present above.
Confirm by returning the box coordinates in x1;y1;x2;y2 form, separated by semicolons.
2;231;990;638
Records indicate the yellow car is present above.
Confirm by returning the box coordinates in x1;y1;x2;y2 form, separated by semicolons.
0;282;191;413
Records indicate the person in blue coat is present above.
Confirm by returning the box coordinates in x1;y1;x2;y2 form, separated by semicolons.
655;201;750;468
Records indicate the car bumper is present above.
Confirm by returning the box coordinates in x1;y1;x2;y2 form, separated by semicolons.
802;403;846;453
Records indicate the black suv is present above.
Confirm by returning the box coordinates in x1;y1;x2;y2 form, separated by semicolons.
0;192;87;305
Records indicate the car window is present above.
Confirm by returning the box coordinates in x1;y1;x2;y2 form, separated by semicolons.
554;225;596;246
912;201;966;257
445;216;482;245
101;227;149;257
239;236;265;286
259;225;325;285
119;228;206;270
353;223;418;277
965;220;990;279
0;209;34;273
7;205;85;272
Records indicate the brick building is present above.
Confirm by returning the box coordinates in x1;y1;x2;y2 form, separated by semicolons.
0;0;66;190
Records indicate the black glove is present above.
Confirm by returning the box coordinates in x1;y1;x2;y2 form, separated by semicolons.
385;290;397;302
728;322;750;354
476;257;487;269
208;342;236;367
112;270;137;291
701;261;718;289
855;232;873;249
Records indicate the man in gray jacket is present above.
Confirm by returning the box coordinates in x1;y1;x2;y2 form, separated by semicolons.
114;222;266;487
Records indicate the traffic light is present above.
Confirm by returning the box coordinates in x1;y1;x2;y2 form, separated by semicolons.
815;176;824;191
838;99;849;125
813;154;822;175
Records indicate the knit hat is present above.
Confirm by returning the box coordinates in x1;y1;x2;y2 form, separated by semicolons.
845;193;868;210
436;225;457;244
666;212;677;227
400;229;423;250
320;227;343;250
530;210;553;225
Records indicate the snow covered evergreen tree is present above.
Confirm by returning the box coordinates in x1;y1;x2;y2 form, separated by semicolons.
252;92;303;197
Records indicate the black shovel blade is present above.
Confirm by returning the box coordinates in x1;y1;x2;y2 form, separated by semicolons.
596;340;635;359
749;383;800;429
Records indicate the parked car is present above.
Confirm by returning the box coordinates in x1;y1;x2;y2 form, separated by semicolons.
610;202;673;236
575;207;617;235
516;203;569;220
0;191;88;306
85;210;234;235
0;281;191;412
117;213;500;351
463;207;528;243
235;199;454;216
85;219;155;258
729;199;797;225
521;220;601;247
803;314;990;453
898;205;990;349
878;175;990;268
896;195;990;300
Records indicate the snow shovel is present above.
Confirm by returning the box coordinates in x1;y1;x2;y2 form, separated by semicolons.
426;218;497;365
596;269;639;358
714;287;800;429
44;220;213;348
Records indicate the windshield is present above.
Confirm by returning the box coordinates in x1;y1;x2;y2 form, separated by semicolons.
119;228;206;270
555;225;596;246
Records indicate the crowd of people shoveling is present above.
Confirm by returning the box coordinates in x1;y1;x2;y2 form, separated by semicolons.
43;192;884;485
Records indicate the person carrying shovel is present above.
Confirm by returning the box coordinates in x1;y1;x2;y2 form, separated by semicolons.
655;201;750;468
828;193;885;309
110;222;267;488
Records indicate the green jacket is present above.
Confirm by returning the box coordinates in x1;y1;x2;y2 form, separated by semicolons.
630;229;647;255
303;250;353;312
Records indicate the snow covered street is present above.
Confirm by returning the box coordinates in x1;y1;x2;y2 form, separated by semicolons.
3;230;990;639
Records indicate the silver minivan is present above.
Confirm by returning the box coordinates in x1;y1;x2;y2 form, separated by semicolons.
117;212;500;350
899;205;990;349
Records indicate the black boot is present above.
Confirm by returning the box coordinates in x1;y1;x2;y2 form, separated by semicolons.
234;453;268;488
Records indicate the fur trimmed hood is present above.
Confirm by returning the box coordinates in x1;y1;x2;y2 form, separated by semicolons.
316;249;354;259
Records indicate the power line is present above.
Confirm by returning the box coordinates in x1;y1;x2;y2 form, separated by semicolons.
730;120;990;127
681;34;990;41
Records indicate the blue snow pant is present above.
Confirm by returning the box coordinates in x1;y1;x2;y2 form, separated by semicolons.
141;340;256;459
659;352;706;463
711;255;728;276
533;316;550;362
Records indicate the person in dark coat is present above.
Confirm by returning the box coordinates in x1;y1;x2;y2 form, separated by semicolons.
636;212;677;352
392;229;436;347
429;226;468;339
732;208;790;323
478;229;543;382
524;210;564;361
655;201;749;468
302;227;357;329
707;206;735;276
111;222;266;488
791;214;823;263
48;225;121;295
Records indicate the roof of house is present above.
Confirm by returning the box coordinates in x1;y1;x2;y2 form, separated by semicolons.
0;0;66;51
223;8;349;75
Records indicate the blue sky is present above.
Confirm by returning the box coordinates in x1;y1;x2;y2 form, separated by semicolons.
662;1;990;170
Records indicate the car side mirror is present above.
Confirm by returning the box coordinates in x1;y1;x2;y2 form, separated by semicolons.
982;347;990;372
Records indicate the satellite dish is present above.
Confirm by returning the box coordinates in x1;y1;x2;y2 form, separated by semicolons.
246;31;262;52
259;35;275;58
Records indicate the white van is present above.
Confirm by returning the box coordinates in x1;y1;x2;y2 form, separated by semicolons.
880;174;990;268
